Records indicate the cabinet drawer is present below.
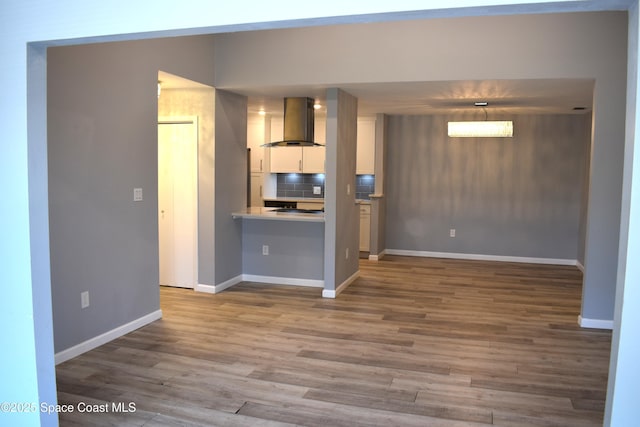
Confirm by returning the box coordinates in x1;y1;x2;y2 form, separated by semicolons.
298;201;324;209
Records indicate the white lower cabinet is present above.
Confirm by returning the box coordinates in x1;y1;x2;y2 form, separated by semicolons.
359;204;371;252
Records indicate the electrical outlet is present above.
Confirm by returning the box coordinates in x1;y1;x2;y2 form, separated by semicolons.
313;186;321;195
347;184;351;195
133;188;143;201
262;245;269;256
345;248;349;259
450;228;456;238
81;291;90;309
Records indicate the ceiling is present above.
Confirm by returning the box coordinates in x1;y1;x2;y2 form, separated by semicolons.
158;71;594;118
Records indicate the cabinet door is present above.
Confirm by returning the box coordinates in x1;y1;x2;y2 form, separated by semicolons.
270;147;303;173
269;116;301;173
250;173;263;207
302;146;325;173
297;201;324;209
359;204;371;251
247;115;266;172
357;119;376;175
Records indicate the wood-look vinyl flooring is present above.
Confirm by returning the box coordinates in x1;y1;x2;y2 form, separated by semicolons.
56;256;611;426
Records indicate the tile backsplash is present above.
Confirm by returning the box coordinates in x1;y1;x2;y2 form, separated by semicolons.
276;173;325;198
356;174;375;200
276;173;375;200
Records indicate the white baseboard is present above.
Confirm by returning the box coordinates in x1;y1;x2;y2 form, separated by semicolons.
578;315;614;330
196;274;243;294
576;261;585;272
385;249;577;266
243;274;324;288
197;274;323;294
195;284;217;293
55;309;162;365
369;250;386;261
322;270;360;298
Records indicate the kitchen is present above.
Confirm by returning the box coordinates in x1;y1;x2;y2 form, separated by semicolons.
232;96;380;294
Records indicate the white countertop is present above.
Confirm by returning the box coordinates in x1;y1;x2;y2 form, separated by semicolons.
232;207;325;222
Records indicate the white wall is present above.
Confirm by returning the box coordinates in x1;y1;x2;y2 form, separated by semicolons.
606;3;640;424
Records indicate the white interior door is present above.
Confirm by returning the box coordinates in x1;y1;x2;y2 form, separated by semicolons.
158;118;198;288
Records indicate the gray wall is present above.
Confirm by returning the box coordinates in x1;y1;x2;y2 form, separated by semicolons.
369;114;388;258
47;35;216;352
214;90;247;284
158;88;216;285
324;88;359;291
242;220;324;280
578;113;594;267
386;114;590;259
160;87;247;287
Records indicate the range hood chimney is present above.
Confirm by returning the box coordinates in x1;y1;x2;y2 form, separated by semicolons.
263;97;323;147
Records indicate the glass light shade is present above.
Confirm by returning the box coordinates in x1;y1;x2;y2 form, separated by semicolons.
448;121;513;138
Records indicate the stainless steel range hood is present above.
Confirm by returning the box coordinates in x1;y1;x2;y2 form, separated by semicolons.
262;97;323;147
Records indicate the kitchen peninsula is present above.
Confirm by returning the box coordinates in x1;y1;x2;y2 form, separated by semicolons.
232;207;325;287
232;206;324;222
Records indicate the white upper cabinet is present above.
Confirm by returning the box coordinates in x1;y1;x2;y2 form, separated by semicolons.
357;118;376;175
247;114;266;172
302;146;325;173
269;116;326;173
269;116;301;172
303;116;326;173
271;146;303;173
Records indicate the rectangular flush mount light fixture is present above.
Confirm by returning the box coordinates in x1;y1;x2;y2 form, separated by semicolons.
448;121;514;138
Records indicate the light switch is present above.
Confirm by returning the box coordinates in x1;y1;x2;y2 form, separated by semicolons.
133;188;143;201
81;291;90;309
